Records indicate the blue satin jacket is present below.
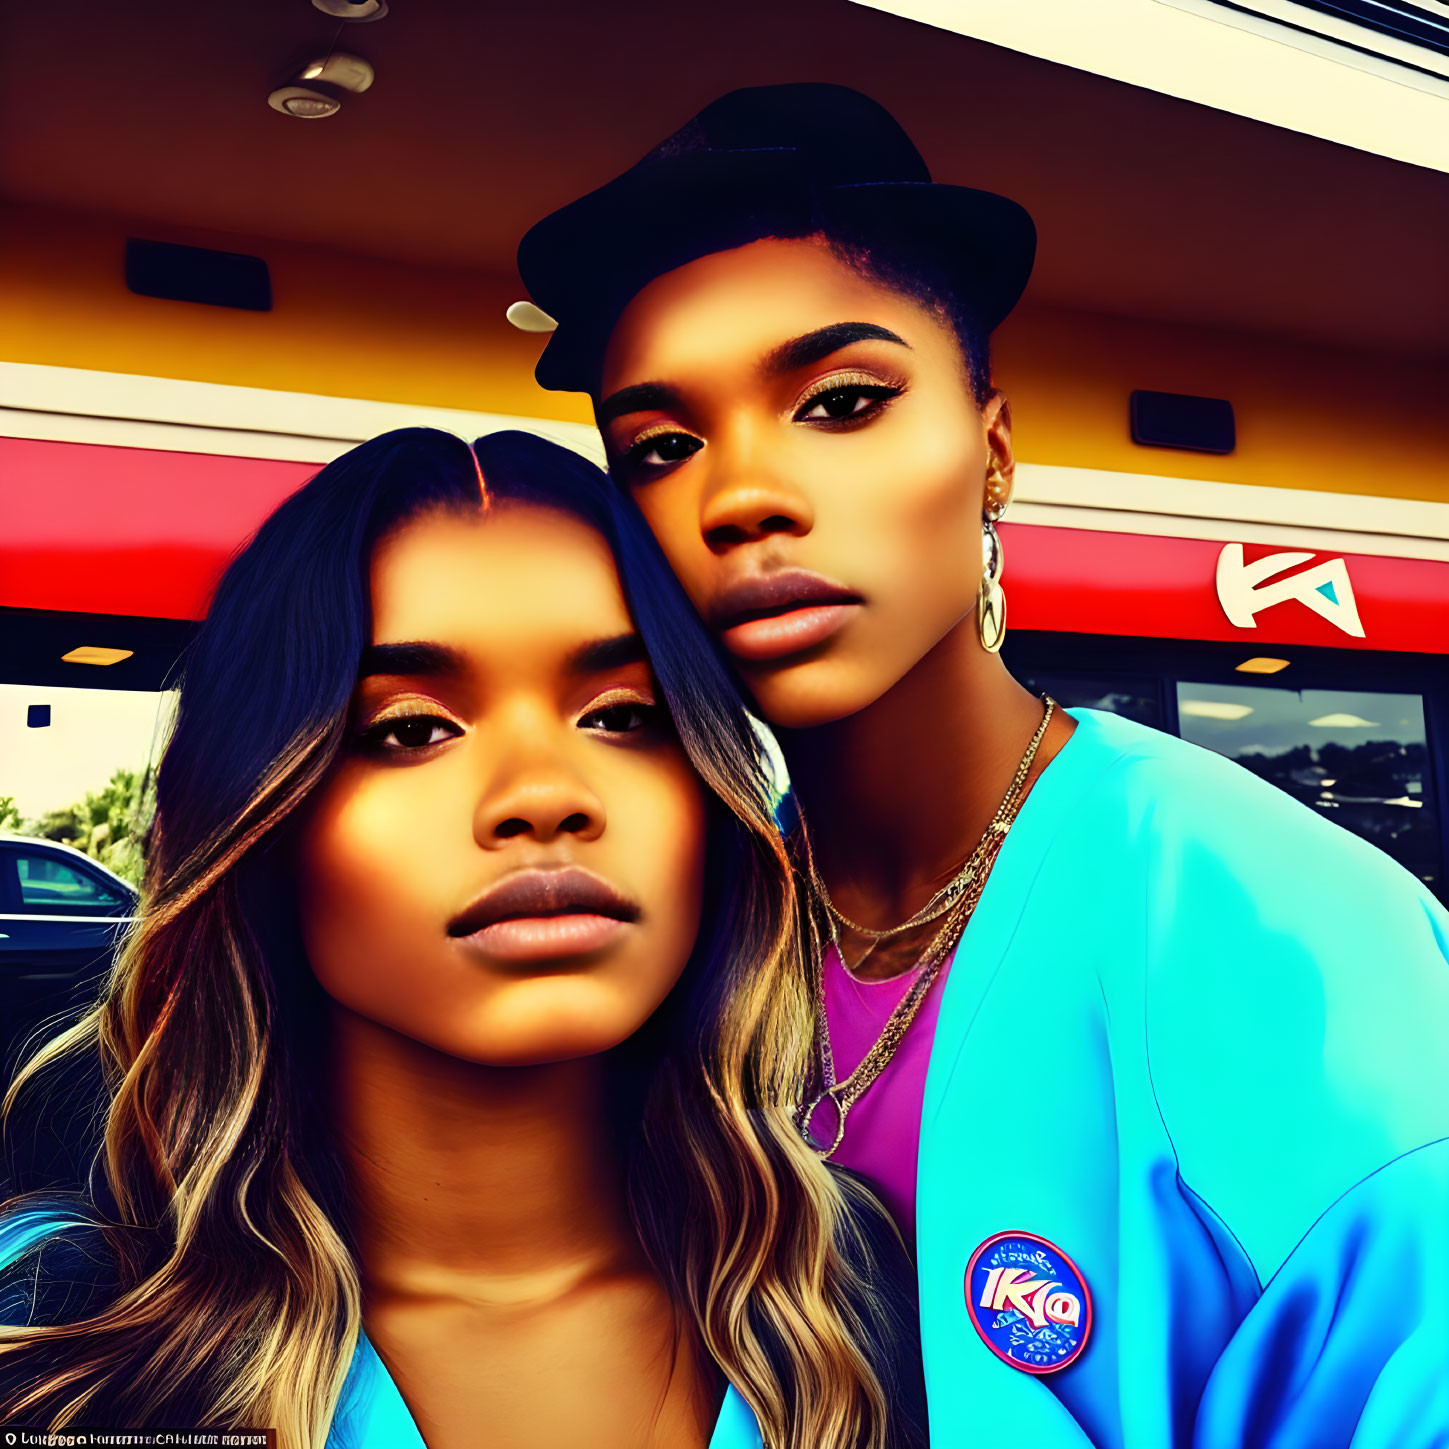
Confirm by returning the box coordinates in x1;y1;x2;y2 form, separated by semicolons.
911;707;1449;1444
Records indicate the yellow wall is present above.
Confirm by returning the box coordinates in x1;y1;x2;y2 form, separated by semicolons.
0;202;592;427
4;202;1447;503
995;304;1449;503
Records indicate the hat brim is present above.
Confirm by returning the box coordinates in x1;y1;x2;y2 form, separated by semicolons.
518;148;1036;393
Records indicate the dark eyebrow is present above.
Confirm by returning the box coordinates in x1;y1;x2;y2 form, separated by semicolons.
763;322;910;377
358;641;465;680
596;383;681;429
567;632;647;673
596;322;909;429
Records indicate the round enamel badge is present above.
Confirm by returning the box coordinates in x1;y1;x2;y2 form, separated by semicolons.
964;1230;1093;1374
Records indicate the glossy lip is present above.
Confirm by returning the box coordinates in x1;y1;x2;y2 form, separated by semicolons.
708;569;863;664
448;867;640;964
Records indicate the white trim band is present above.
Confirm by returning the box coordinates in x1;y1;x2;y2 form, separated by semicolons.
1012;463;1449;560
4;363;1446;561
0;362;606;464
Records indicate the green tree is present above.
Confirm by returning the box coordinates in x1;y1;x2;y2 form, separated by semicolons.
0;796;22;832
29;767;155;888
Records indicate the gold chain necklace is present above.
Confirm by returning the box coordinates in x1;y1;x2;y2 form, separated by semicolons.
799;697;1056;1158
812;841;979;953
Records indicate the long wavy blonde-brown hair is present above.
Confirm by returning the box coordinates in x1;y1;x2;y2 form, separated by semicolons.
0;429;922;1449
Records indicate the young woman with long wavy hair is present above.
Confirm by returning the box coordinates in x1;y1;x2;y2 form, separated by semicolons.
0;427;925;1449
516;83;1449;1447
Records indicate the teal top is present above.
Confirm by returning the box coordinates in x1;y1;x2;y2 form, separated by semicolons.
0;1205;762;1446
913;707;1449;1444
330;1333;762;1448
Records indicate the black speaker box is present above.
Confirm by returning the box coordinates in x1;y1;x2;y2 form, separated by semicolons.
1129;390;1235;454
125;239;272;312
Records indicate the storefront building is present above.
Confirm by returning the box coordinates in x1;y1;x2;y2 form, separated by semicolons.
4;357;1445;900
2;0;1446;903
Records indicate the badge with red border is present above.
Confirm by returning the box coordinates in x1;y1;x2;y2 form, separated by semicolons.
965;1230;1093;1374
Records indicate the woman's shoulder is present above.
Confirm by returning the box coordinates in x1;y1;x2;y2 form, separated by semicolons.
1060;707;1436;909
1031;714;1449;1290
1065;713;1449;1278
1057;708;1447;1030
1067;706;1324;821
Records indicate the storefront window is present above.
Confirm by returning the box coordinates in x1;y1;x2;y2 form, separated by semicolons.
1174;682;1438;891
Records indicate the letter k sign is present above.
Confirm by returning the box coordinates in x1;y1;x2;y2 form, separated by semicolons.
1215;544;1365;637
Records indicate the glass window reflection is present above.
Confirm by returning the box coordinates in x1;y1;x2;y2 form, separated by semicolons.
15;853;129;914
1174;682;1438;891
1013;671;1163;730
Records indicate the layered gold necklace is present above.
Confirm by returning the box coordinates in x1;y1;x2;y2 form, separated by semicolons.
799;696;1056;1157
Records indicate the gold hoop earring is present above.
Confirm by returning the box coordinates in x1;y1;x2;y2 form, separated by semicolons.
978;515;1006;653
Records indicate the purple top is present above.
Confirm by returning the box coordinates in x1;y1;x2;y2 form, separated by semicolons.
819;940;955;1239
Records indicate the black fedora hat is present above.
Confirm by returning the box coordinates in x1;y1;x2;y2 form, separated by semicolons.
516;82;1036;394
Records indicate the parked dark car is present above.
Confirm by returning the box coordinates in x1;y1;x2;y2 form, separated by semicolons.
0;834;138;1076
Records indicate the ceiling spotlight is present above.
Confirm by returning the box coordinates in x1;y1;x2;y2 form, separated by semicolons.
62;646;133;666
506;301;558;333
312;0;388;18
268;85;342;118
267;53;374;119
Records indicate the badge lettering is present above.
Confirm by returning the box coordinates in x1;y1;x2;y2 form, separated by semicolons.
966;1231;1093;1374
1045;1291;1082;1328
979;1267;1082;1330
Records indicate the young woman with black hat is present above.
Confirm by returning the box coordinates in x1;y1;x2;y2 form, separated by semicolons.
516;83;1449;1447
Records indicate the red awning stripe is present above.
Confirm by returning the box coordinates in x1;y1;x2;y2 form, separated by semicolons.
4;436;1447;653
1001;522;1449;654
1;435;318;619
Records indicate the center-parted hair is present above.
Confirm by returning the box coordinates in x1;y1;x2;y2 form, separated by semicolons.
0;428;924;1449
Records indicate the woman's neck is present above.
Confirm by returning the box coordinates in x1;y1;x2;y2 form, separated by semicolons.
329;1009;642;1302
778;617;1067;926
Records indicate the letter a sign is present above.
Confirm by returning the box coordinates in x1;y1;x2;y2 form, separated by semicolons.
1215;544;1365;638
